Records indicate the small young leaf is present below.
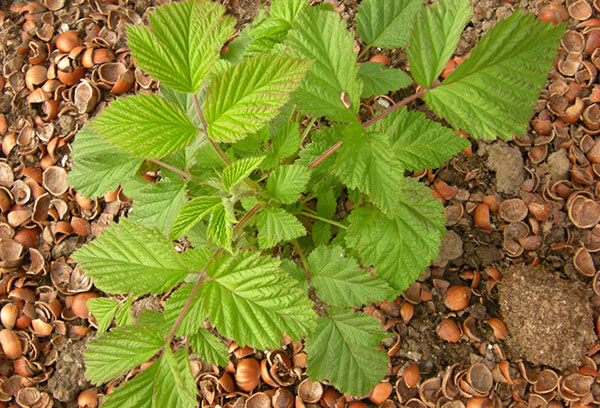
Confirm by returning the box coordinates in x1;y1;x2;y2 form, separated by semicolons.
207;204;235;252
87;298;119;334
257;207;306;248
115;296;133;327
201;251;317;348
68;124;142;198
284;7;361;123
91;94;198;159
205;54;311;143
424;10;566;139
270;0;306;24
101;348;197;408
127;1;235;93
308;246;394;307
355;0;422;48
374;107;469;171
334;126;404;217
357;62;413;98
267;164;311;204
72;219;188;295
189;329;229;367
129;178;187;236
170;196;222;240
85;322;165;385
408;0;473;88
306;308;389;396
280;259;309;294
270;122;302;160
345;178;445;291
163;284;205;336
245;18;291;56
222;156;264;192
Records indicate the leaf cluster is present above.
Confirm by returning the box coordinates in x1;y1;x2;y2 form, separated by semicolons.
68;0;564;402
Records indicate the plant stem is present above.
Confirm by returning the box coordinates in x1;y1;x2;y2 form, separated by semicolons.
300;117;318;144
357;46;371;61
150;159;190;180
292;240;310;273
192;93;232;167
308;140;343;169
299;211;348;230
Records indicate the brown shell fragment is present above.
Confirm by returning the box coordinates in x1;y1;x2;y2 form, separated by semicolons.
561;373;594;396
487;318;508;340
74;80;100;114
272;388;293;408
569;0;593;20
574;247;596;276
42;166;68;196
466;363;493;395
298;378;322;403
0;329;22;359
236;358;260;392
438;319;462;343
246;392;271;408
499;199;528;223
533;370;559;394
568;195;600;228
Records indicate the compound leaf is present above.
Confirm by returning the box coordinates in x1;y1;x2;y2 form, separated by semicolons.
85;322;165;385
101;348;197;408
424;10;566;139
356;0;422;48
127;1;234;93
129;178;187;236
267;164;311;204
357;62;413;98
257;207;306;248
408;0;472;88
201;251;317;348
374;107;469;171
163;284;205;336
334;126;404;217
222;156;264;192
189;329;229;367
68;124;142;198
91;94;198;159
207;204;235;252
284;7;361;123
306;308;389;396
170;197;222;240
87;298;119;334
72;219;188;295
345;178;445;291
205;54;311;143
308;246;394;307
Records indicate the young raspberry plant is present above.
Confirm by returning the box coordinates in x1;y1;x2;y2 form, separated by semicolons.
68;0;565;404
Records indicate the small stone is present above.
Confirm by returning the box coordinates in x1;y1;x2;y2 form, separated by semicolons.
547;150;570;182
47;338;91;402
485;142;524;195
431;230;463;267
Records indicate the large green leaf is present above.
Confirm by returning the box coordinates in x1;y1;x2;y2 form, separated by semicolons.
85;322;165;385
189;329;230;367
87;298;119;334
424;10;566;139
374;107;469;171
129;178;187;236
101;348;197;408
267;164;311;204
308;246;394;307
306;308;389;396
201;251;317;348
257;207;306;248
270;0;306;24
357;62;413;98
407;0;472;88
127;1;234;93
334;125;404;217
72;219;188;295
356;0;422;48
345;178;445;291
91;94;198;159
170;197;222;240
222;156;264;192
68;124;142;198
284;6;361;123
204;54;311;143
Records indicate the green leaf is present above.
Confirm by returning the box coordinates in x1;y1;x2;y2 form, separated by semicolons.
72;219;188;295
257;207;306;248
159;84;201;127
207;203;234;252
306;308;389;396
68;124;142;198
179;248;212;271
115;297;133;327
101;348;197;408
201;251;317;348
334;126;404;217
222;156;264;192
189;329;229;367
407;0;472;88
127;0;235;93
170;197;222;240
308;246;394;307
91;94;198;159
245;18;291;56
270;122;302;161
280;259;309;294
345;178;445;291
375;107;469;171
163;284;205;336
129;178;187;236
87;298;119;334
424;10;566;139
284;7;361;123
85;322;165;385
267;164;311;204
270;0;306;24
357;62;413;98
296;125;341;184
355;0;422;48
205;54;311;143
